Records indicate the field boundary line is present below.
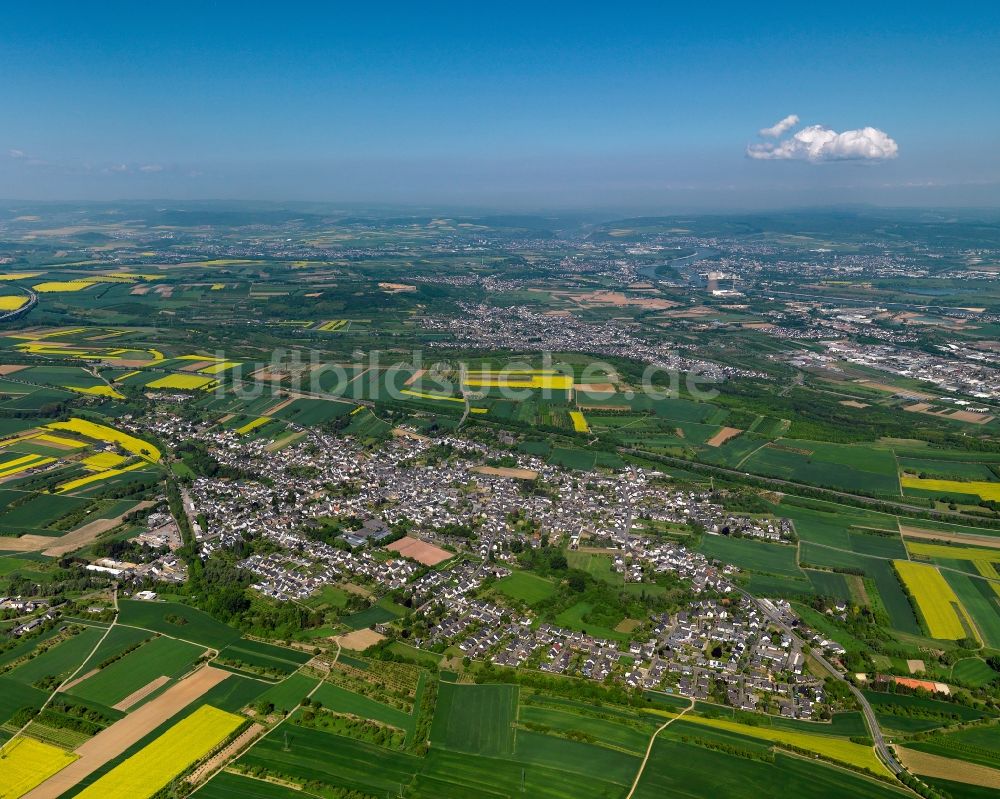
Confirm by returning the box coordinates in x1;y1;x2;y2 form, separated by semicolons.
734;440;770;469
624;698;693;799
189;639;340;796
9;588;119;742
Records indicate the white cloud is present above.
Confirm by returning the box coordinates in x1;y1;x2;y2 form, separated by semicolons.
747;122;899;162
139;164;163;172
759;114;799;138
8;148;26;159
108;163;129;173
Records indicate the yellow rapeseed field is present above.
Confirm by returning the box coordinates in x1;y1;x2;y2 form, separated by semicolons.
682;714;889;775
63;385;125;399
198;360;241;374
569;410;590;433
401;389;465;403
464;373;573;390
0;272;42;281
0;454;56;478
74;705;243;799
45;418;161;462
145;373;216;390
906;541;1000;563
31;281;99;292
0;295;29;311
55;461;146;493
82;452;129;471
901;475;1000;502
36;433;87;449
235;416;271;434
0;736;78;799
894;560;971;640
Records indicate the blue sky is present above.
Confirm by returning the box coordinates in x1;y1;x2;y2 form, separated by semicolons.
2;2;998;208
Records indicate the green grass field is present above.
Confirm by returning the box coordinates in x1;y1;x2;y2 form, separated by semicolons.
199;771;304;799
0;675;48;726
742;440;900;495
254;672;320;713
906;724;1000;771
518;703;655;754
633;739;903;799
217;639;311;675
495;571;557;604
68;635;204;706
553;601;629;641
951;657;998;687
941;570;1000;649
116;599;241;648
698;534;801;577
430;682;518;757
6;625;106;687
312;682;413;731
566;551;624;585
237;725;421;796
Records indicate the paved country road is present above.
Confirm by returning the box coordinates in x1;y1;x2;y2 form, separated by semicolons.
740;587;903;775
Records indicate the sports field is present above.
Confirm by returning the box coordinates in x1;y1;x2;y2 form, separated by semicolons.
894;560;972;640
74;704;243;799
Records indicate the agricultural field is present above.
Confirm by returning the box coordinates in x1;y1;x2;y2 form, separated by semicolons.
633;740;902;799
698;534;801;577
145;373;217;390
941;571;1000;649
74;704;244;799
894;560;974;640
901;476;1000;502
115;600;242;649
68;635;205;707
2;210;1000;798
906;723;1000;771
430;683;518;757
45;418;160;462
0;736;78;799
495;571;557;604
5;624;106;687
741;440;901;495
679;713;888;775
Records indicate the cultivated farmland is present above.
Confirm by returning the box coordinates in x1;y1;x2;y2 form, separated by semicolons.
894;560;973;640
430;682;518;757
0;736;78;799
73;704;244;799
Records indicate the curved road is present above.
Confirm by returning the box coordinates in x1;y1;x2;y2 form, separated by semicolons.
740;587;903;775
0;284;38;322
